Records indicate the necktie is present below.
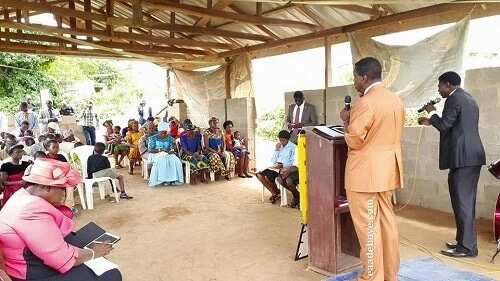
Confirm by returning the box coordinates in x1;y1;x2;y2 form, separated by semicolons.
23;112;29;122
292;105;301;136
48;108;53;119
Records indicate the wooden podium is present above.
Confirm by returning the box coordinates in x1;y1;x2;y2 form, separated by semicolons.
305;127;360;276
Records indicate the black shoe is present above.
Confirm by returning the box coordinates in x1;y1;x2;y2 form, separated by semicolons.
440;248;478;258
446;242;457;249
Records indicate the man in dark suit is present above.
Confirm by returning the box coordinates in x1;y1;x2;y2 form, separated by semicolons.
419;71;486;258
286;91;317;143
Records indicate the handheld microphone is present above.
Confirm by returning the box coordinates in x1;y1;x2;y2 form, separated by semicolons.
417;97;441;113
344;95;352;111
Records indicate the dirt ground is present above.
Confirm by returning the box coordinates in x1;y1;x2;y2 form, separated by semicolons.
75;173;500;281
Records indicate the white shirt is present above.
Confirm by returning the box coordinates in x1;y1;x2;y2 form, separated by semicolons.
429;88;457;117
363;81;383;96
292;103;305;124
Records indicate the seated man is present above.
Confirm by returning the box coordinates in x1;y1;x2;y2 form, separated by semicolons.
277;166;300;208
87;142;133;199
256;130;296;204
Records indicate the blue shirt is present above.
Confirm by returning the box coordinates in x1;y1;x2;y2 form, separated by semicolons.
270;142;296;168
180;133;202;154
148;134;175;152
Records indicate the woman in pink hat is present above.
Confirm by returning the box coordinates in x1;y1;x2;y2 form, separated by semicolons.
0;158;122;281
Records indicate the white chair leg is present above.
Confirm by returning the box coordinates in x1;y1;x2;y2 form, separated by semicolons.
85;182;94;210
77;184;87;210
280;185;288;207
98;182;106;200
185;163;190;184
262;185;265;204
111;179;120;203
210;171;215;181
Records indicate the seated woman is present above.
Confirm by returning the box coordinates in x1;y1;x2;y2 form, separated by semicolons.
256;130;296;204
0;158;122;281
0;144;31;205
203;117;235;181
223;121;251;178
125;120;143;175
111;126;129;169
139;122;156;177
148;122;184;187
102;120;114;154
179;119;209;183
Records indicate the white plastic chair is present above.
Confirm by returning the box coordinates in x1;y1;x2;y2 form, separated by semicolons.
70;145;120;210
175;139;190;184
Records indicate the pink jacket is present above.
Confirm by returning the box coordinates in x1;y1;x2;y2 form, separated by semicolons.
0;189;79;280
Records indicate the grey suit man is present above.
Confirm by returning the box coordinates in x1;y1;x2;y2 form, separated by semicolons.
419;71;486;258
286;91;318;143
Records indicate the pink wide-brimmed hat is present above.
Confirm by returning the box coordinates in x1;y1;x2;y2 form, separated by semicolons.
23;158;82;188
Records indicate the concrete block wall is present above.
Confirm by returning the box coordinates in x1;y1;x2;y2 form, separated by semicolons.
227;97;257;171
208;99;226;127
288;67;500;219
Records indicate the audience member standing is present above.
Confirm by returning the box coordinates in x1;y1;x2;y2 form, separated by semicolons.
81;101;99;145
15;102;38;133
39;100;61;134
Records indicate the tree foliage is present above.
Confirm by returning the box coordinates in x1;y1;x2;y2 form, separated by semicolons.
0;53;60;114
257;107;285;141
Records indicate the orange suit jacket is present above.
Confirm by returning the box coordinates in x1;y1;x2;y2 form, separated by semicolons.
344;84;405;193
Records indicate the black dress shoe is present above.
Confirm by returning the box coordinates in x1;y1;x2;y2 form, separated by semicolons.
446;242;457;249
440;248;478;258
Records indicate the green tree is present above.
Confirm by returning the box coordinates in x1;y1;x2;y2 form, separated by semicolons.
0;53;60;114
257;108;285;141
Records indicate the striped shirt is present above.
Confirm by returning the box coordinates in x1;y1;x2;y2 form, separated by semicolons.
81;108;98;127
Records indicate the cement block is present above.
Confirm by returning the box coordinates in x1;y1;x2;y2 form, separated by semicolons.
208;99;226;126
285;89;325;125
325;85;358;125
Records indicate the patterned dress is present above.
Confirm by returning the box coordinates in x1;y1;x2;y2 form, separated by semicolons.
204;129;235;177
126;130;144;161
179;131;209;172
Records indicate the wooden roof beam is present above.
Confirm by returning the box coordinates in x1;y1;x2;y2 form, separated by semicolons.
0;20;231;49
194;0;233;27
216;3;500;60
136;0;319;31
1;0;272;42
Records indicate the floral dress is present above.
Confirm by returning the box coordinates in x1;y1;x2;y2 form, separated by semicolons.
126;130;144;161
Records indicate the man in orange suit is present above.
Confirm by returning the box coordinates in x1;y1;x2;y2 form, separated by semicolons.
340;57;405;281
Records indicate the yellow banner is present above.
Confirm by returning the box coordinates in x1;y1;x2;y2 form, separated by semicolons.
298;132;308;224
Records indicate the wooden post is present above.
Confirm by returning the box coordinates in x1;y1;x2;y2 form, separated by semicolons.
324;36;332;124
55;15;63;47
170;11;175;38
84;0;92;41
166;69;171;100
16;9;21;33
68;0;76;49
3;7;10;41
106;0;114;37
132;0;143;25
225;62;231;100
206;0;212;26
324;36;332;89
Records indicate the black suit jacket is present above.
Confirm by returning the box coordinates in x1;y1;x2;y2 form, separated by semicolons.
430;88;486;170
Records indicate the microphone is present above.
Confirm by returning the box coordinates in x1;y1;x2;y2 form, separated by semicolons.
344;95;352;111
417;97;441;113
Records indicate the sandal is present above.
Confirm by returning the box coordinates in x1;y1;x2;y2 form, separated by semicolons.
120;193;133;199
244;174;253;178
270;194;281;204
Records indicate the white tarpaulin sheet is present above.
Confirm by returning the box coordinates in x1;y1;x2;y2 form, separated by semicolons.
349;18;470;108
172;54;255;126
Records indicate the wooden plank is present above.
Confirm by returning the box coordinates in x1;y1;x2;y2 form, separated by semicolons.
330;4;379;16
132;0;143;24
0;0;271;42
228;4;280;40
218;3;500;59
84;0;92;41
15;8;21;33
106;0;114;36
324;36;332;89
2;7;10;39
225;62;231;99
195;0;232;27
139;0;319;31
68;0;77;49
295;5;326;29
0;20;233;49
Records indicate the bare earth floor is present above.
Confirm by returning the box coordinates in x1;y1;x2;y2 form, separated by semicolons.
75;173;500;281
